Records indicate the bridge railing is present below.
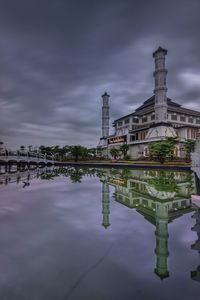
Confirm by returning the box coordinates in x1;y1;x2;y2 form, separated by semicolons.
0;150;55;162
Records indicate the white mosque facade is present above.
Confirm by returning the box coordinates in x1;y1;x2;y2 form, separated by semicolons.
99;47;200;159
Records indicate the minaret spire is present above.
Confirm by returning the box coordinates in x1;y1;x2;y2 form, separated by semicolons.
101;92;110;138
153;47;168;123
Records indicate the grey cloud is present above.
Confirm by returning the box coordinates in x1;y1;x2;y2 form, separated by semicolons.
0;0;200;147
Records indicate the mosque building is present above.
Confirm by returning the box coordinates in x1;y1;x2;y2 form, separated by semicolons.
98;47;200;159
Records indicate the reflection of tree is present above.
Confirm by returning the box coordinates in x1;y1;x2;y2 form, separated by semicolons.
148;171;179;193
38;167;106;183
69;170;83;183
185;172;195;193
40;173;57;180
121;169;131;180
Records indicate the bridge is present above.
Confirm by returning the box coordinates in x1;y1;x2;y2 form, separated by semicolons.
0;150;56;167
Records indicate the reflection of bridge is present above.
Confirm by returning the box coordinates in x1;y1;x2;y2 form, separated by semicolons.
0;166;55;186
0;151;55;166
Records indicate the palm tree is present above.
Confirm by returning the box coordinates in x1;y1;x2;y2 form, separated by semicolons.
69;145;85;162
120;144;129;159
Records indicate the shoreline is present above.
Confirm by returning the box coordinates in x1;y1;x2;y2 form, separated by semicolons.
54;161;191;170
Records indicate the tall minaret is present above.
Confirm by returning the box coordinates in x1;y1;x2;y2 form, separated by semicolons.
146;47;176;139
153;47;168;123
102;92;110;138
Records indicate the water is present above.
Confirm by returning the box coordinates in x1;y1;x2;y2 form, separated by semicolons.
0;166;199;300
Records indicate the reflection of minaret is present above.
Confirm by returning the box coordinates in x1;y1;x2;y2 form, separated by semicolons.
154;203;169;279
191;206;200;282
102;180;110;229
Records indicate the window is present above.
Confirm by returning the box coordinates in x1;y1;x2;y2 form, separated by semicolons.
142;116;147;123
130;133;138;141
188;117;194;123
181;200;187;207
196;118;200;124
132;117;139;123
132;125;140;130
191;129;196;139
172;202;178;209
139;131;147;140
125;118;129;124
118;121;122;126
171;114;177;121
180;115;186;122
151;114;155;120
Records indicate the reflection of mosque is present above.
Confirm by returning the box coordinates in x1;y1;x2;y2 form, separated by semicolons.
100;169;195;280
191;203;200;282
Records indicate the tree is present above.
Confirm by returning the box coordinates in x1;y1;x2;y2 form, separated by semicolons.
165;137;179;160
110;148;119;160
69;169;83;183
69;145;85;162
120;144;129;159
184;139;196;161
97;146;103;158
149;140;175;164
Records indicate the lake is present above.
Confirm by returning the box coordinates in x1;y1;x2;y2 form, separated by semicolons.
0;166;199;300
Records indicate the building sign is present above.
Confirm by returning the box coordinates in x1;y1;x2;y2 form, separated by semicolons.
108;135;127;144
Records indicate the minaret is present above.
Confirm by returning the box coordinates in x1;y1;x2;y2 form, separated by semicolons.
154;203;169;280
146;47;176;139
153;47;168;123
102;92;110;138
101;179;110;229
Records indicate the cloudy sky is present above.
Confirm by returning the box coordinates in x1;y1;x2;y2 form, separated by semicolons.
0;0;200;148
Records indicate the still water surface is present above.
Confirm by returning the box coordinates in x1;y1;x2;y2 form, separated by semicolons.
0;166;200;300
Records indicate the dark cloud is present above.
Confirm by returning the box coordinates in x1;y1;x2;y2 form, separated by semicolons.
0;0;200;148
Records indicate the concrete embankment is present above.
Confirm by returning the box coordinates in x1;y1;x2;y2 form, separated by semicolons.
54;161;191;171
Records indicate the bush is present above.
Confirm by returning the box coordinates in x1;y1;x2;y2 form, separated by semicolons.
137;156;150;161
124;154;131;160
